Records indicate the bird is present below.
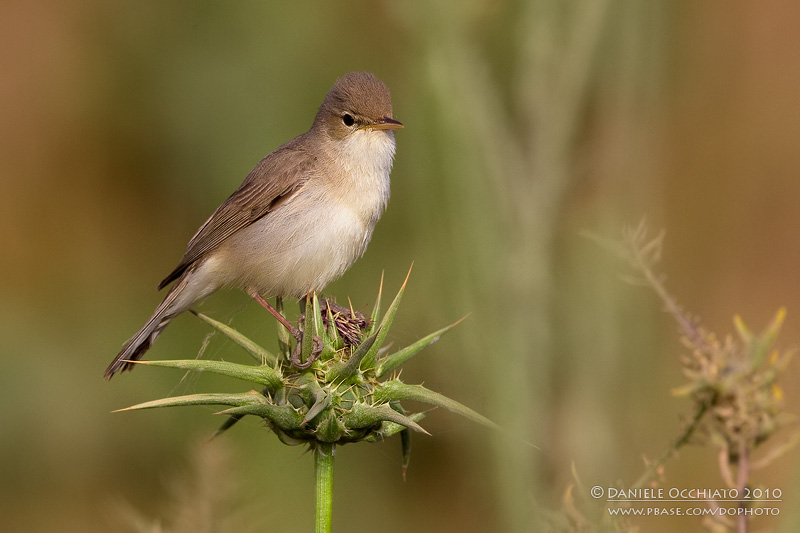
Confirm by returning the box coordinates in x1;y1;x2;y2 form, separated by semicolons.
105;72;402;379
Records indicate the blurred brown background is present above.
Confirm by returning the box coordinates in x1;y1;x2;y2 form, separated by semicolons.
2;1;800;532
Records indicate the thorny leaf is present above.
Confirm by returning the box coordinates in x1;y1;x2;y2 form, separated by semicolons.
115;270;493;473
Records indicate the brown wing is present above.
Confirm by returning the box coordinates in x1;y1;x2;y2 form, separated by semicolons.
158;139;314;290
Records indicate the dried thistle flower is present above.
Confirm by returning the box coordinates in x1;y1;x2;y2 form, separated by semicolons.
580;222;797;532
617;223;795;460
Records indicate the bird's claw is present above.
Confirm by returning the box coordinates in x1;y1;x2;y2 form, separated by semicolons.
290;332;323;369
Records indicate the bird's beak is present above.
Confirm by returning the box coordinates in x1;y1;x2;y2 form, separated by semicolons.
363;117;404;131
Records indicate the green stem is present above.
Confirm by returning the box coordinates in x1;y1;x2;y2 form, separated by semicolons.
315;442;335;533
631;401;709;489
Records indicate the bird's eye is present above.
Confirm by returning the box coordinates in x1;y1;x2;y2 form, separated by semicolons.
342;113;355;127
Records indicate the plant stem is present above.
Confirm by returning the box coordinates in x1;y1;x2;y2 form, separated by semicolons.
736;443;750;533
628;231;712;354
315;442;335;533
631;401;708;489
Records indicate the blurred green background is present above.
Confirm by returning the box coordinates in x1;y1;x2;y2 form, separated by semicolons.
3;1;800;531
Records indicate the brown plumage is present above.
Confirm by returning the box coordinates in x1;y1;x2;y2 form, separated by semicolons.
105;72;402;378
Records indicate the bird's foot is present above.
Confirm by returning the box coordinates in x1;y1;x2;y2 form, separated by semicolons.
251;292;323;369
290;332;323;369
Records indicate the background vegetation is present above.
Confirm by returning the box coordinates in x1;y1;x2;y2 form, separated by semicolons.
2;1;800;531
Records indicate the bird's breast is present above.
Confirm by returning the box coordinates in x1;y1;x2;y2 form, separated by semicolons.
331;128;395;220
215;154;392;298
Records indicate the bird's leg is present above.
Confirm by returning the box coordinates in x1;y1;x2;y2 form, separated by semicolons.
251;293;300;336
251;292;322;368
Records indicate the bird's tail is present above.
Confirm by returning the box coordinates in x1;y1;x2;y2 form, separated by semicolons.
104;275;191;379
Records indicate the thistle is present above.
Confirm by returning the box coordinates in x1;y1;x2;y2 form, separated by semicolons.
115;269;496;532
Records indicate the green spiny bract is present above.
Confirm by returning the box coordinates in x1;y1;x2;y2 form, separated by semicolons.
116;271;495;467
